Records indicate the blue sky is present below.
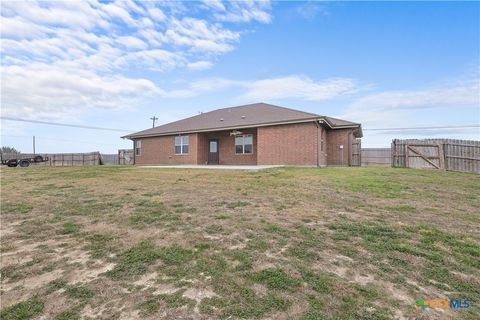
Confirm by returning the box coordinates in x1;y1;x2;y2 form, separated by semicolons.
1;1;479;153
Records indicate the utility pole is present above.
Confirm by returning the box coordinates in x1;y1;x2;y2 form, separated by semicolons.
150;116;158;128
33;136;36;154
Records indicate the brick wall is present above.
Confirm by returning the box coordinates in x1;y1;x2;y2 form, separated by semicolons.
257;122;319;165
326;129;353;166
202;129;257;165
133;124;358;166
133;134;198;165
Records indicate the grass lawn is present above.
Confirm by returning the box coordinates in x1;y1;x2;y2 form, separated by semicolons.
1;166;479;319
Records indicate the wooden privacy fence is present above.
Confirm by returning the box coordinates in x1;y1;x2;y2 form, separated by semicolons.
118;149;134;165
2;150;135;166
392;139;480;173
1;152;101;166
100;151;134;165
50;152;101;166
351;139;361;166
361;148;391;167
100;154;118;165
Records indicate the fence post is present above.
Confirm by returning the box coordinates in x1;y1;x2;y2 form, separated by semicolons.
442;143;447;170
391;140;394;167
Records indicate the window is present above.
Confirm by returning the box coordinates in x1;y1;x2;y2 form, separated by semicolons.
135;140;141;156
209;141;217;152
175;135;189;154
235;134;253;154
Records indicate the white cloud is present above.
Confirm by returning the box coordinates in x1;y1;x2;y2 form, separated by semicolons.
118;49;186;71
187;60;213;70
1;1;105;30
1;3;244;67
350;82;479;111
340;74;480;128
0;16;50;39
116;36;148;50
147;7;167;21
164;17;240;53
175;78;241;97
295;2;329;20
213;1;272;23
338;108;413;129
101;2;136;26
202;0;226;12
239;76;359;101
0;1;272;121
1;64;159;121
154;75;359;101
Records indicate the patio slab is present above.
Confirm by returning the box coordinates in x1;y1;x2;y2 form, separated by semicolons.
137;165;284;171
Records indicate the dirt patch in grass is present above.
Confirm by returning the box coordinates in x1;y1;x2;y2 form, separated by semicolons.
1;166;479;319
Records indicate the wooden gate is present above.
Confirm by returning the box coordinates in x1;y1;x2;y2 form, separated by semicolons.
405;144;444;169
118;149;134;165
392;139;479;173
351;139;361;166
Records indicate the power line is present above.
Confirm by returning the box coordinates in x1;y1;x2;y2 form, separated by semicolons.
0;116;133;133
1;134;126;147
363;124;480;131
1;115;478;132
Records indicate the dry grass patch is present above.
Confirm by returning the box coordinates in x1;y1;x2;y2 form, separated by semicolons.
1;166;479;319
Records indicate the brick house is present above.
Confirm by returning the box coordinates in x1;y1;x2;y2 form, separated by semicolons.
123;103;362;166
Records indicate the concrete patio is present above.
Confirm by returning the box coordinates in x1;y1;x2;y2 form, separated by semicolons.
137;165;284;171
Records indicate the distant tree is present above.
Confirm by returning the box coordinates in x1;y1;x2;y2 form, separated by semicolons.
1;146;20;154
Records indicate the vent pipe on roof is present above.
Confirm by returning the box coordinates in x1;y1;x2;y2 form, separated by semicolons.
241;115;246;119
220;118;224;121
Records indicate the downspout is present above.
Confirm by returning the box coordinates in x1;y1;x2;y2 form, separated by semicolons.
133;139;135;165
315;121;320;167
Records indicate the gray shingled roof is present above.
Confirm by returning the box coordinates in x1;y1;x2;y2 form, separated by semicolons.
124;103;360;138
323;116;360;127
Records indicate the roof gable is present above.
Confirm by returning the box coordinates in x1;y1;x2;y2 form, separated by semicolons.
125;103;321;138
124;102;362;138
323;116;360;127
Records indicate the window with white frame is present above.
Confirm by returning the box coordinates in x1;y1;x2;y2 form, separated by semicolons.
175;135;189;154
235;134;253;154
135;140;141;156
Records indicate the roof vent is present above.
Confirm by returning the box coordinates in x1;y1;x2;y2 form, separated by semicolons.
241;115;246;119
220;118;224;121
